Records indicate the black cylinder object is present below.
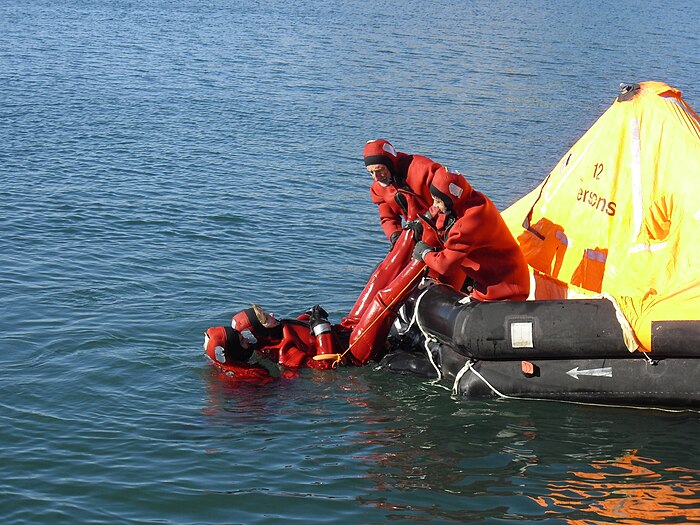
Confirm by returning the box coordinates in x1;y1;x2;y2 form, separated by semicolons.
417;285;631;360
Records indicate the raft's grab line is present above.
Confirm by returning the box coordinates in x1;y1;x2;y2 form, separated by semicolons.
399;280;443;380
452;359;512;398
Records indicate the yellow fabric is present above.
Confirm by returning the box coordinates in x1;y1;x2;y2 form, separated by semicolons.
502;81;700;351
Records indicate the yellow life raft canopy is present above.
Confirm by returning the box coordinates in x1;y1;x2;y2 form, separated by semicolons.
502;81;700;352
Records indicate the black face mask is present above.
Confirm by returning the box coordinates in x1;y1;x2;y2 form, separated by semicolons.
223;326;255;362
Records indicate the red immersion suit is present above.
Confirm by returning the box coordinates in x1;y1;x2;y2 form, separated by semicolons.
422;168;530;301
203;325;274;383
230;307;344;370
364;139;442;241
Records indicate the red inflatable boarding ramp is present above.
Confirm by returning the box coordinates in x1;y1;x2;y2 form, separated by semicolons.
341;229;415;329
346;258;427;364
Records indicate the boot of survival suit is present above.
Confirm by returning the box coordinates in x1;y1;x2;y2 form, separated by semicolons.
348;258;426;364
341;229;414;329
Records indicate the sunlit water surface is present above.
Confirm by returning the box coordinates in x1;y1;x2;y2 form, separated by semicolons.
1;0;699;523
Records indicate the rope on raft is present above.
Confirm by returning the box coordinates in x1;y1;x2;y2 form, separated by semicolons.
398;280;442;380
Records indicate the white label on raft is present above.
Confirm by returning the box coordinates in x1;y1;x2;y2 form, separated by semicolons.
511;322;534;348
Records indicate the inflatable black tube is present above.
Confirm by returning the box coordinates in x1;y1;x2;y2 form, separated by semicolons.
652;320;700;356
417;285;630;360
378;351;438;379
380;286;700;407
438;344;700;408
416;285;700;359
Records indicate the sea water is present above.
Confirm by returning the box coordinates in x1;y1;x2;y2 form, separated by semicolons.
1;0;699;523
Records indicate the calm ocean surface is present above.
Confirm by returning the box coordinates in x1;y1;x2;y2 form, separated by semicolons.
1;1;699;523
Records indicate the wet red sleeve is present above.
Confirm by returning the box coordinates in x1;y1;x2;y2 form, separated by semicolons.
277;325;313;368
423;245;467;276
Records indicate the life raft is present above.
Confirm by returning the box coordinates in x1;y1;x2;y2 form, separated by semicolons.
381;285;700;408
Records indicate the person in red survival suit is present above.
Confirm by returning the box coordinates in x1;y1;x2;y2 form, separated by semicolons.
203;325;275;382
412;167;530;301
363;139;443;247
229;303;346;370
341;140;444;330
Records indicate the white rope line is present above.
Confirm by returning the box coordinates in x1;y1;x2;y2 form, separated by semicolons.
451;359;514;399
450;355;519;400
424;340;441;380
398;283;422;331
467;366;514;399
396;304;416;336
411;280;442;380
641;350;655;364
452;359;474;395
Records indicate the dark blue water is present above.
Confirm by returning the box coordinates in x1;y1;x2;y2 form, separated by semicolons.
1;1;699;523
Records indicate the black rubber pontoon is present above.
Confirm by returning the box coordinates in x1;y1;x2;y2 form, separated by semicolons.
382;285;700;408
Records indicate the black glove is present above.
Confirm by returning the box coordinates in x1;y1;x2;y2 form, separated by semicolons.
412;241;436;262
389;231;401;249
403;219;423;241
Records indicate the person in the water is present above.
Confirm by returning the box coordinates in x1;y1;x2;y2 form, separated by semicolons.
204;304;348;373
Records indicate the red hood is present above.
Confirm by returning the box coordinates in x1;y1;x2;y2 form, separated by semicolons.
429;167;474;215
204;326;242;363
363;139;399;176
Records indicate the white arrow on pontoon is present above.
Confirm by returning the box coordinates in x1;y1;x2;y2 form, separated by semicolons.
566;366;613;380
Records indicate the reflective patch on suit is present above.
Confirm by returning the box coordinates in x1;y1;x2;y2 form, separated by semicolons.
214;346;227;363
241;329;258;344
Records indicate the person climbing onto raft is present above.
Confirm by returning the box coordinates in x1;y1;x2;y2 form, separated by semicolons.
412;167;530;301
204;304;349;380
